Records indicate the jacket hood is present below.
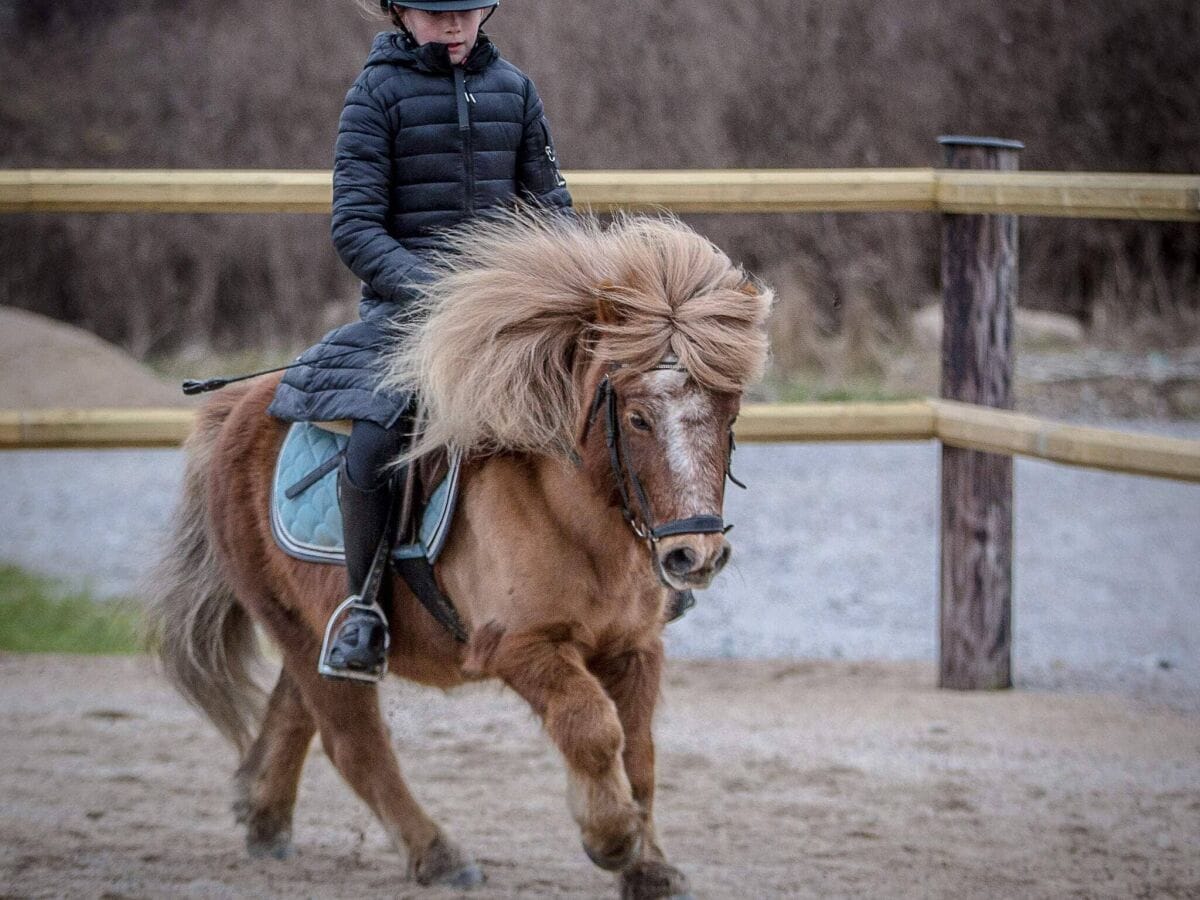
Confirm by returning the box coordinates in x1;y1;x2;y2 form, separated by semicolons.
364;30;499;74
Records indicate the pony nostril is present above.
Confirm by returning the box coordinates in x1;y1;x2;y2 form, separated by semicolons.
712;543;731;574
662;547;700;576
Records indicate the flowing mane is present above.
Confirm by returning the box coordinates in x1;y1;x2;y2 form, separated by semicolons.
380;209;773;459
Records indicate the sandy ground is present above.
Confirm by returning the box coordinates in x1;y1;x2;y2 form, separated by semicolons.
1;654;1198;899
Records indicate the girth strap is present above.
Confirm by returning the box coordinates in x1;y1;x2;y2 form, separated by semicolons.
393;555;469;644
391;441;469;645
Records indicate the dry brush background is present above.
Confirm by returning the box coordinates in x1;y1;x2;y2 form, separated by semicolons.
1;0;1198;370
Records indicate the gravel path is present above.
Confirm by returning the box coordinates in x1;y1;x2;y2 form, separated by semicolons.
2;424;1198;705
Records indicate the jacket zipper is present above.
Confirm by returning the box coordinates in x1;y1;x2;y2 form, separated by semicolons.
540;120;567;188
454;68;475;215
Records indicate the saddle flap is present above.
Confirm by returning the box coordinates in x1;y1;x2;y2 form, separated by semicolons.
270;422;461;566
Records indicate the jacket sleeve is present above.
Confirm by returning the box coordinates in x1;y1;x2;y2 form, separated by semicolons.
331;78;435;304
516;77;573;211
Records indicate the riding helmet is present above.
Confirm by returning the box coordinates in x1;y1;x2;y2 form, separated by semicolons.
380;0;499;11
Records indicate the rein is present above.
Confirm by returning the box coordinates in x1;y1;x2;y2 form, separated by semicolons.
582;361;746;548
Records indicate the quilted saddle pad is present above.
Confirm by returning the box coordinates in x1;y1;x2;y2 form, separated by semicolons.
269;422;461;566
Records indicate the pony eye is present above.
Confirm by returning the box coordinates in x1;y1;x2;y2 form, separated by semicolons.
628;411;652;432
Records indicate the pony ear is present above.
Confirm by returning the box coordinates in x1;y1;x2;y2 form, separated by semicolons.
737;279;760;297
593;281;621;325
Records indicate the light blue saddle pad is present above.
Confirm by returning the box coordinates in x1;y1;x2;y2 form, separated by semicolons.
269;422;461;566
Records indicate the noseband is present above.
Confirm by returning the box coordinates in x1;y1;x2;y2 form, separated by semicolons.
581;359;747;547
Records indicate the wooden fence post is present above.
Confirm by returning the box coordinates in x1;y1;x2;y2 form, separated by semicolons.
937;135;1023;690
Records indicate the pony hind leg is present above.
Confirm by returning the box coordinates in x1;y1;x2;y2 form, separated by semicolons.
281;655;484;888
233;667;315;860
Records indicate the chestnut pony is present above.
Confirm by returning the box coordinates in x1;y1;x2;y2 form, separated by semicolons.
147;211;771;898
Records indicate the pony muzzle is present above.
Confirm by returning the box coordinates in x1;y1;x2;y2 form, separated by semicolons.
654;533;731;590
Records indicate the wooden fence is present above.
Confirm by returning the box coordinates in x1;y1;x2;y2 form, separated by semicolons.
3;142;1198;690
1;167;1198;218
4;400;1199;481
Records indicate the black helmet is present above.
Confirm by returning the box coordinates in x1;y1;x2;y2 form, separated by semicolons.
380;0;499;10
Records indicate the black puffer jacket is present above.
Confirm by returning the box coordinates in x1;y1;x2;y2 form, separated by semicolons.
269;30;572;427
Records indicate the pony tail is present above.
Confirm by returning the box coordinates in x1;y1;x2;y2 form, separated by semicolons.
143;388;265;755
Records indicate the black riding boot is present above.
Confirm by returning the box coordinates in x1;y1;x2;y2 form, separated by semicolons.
320;461;395;681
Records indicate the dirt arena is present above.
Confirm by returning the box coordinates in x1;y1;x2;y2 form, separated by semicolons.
2;654;1197;899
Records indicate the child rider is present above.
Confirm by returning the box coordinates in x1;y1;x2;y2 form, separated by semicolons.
268;0;571;681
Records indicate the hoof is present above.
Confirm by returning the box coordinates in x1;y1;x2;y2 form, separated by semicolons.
233;776;295;861
584;829;643;872
246;830;295;861
442;862;485;889
242;808;295;861
620;860;692;900
412;833;485;888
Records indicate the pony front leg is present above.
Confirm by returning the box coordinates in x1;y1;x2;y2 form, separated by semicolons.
487;632;643;872
593;645;693;900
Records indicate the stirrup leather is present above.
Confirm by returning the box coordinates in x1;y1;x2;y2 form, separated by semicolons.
318;468;396;684
318;594;391;683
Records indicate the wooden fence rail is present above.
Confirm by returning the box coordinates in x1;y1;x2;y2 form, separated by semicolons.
1;168;1198;219
4;401;1199;484
4;147;1198;690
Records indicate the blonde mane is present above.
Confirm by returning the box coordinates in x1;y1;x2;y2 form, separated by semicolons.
380;209;773;459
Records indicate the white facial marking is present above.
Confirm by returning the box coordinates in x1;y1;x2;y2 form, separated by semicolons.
645;370;716;510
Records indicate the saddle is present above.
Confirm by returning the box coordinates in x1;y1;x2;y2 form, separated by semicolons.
270;420;467;641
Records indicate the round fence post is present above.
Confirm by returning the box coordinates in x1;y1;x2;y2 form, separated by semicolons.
937;135;1023;690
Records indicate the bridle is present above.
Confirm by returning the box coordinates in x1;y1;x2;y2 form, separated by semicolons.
581;356;747;549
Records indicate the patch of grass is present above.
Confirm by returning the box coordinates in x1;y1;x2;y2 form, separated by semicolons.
0;565;142;655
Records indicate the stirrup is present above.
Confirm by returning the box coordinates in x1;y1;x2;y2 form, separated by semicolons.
318;594;391;684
